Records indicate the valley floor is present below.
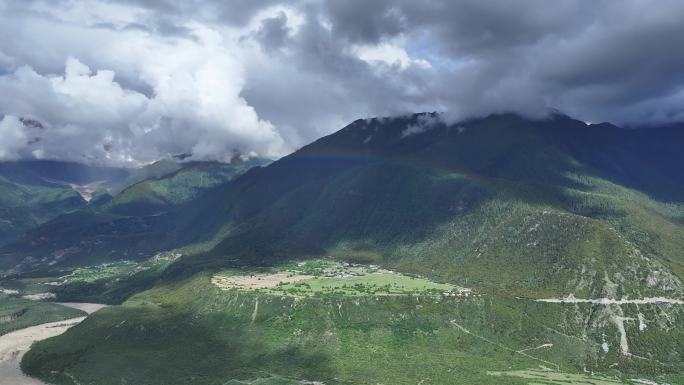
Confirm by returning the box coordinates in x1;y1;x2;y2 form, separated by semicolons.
6;260;684;385
0;303;106;385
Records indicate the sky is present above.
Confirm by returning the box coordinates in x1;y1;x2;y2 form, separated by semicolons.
1;0;683;165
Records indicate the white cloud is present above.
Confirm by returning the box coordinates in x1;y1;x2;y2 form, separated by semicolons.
28;0;147;28
0;116;27;160
0;50;14;70
1;0;683;167
249;5;305;36
0;58;147;164
401;113;442;138
353;43;431;70
0;20;289;165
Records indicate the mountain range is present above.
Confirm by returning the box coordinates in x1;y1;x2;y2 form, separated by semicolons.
2;112;684;384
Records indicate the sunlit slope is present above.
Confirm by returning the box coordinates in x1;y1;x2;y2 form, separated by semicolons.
22;273;684;385
102;161;264;216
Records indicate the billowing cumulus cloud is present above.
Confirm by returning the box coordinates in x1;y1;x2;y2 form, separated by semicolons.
0;0;683;165
0;5;288;164
0;116;27;160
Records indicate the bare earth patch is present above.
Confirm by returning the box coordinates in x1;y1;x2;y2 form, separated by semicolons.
21;293;56;301
487;369;628;385
212;272;314;290
54;303;108;314
535;295;684;305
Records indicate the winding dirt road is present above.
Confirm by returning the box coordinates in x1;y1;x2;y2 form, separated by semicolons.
0;303;106;385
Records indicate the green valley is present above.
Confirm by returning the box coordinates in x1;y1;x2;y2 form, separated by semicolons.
5;3;684;384
2;113;684;385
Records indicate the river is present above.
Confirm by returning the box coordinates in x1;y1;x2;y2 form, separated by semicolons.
0;302;106;385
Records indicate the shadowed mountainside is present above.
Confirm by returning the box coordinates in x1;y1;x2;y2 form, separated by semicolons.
0;159;268;271
0;160;131;246
11;113;684;385
165;113;684;298
3;113;684;299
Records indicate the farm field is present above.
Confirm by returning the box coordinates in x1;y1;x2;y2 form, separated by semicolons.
212;259;468;297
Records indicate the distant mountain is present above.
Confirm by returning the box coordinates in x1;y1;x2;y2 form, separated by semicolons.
113;159;184;194
0;160;131;246
0;158;269;271
101;159;271;216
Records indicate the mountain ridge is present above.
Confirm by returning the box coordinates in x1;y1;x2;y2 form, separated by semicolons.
2;112;683;300
147;112;684;298
6;112;684;385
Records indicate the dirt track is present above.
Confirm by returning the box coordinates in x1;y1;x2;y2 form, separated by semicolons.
535;296;684;305
0;303;106;385
212;272;314;290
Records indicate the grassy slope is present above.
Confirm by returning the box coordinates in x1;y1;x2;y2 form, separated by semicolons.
0;160;131;247
0;294;85;335
384;186;683;298
170;162;682;300
1;160;266;270
0;176;85;246
22;274;684;385
15;114;684;385
178;114;683;299
102;161;252;215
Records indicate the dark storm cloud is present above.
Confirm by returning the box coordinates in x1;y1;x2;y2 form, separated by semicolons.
0;0;683;164
242;5;439;146
253;11;291;51
322;0;407;44
319;0;684;123
109;0;285;26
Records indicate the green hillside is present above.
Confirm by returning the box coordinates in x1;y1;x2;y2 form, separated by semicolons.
22;272;684;385
103;161;266;216
0;160;131;246
161;113;684;298
8;113;684;384
114;159;184;193
0;159;268;271
0;292;85;336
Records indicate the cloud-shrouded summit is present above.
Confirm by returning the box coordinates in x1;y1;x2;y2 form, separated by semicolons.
1;0;683;165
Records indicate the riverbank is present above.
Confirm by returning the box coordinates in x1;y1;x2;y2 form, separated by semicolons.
0;303;106;385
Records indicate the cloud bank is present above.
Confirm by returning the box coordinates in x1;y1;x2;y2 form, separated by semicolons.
1;0;683;165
